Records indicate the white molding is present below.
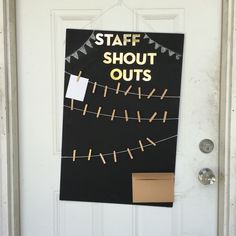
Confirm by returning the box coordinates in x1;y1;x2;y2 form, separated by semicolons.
0;0;20;236
133;8;185;33
218;0;236;235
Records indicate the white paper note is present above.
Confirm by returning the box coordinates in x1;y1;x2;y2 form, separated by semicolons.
65;74;89;102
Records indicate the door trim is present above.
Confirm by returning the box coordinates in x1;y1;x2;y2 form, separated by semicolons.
0;0;20;236
218;0;236;235
0;0;235;235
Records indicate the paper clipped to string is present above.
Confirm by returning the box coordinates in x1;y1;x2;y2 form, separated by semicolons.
65;74;89;102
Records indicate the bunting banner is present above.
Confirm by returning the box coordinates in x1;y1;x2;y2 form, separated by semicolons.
60;29;184;207
143;33;182;60
65;30;96;62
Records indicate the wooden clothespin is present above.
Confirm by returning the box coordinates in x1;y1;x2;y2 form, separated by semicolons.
147;88;156;99
124;85;132;96
96;106;102;118
138;87;141;99
149;112;157;123
77;71;82;81
113;151;117;163
72;149;77;162
137;110;141;123
87;148;92;161
99;153;106;164
92;82;97;94
160;89;168;100
163;111;168;123
139;140;144;152
127;148;134;159
83;104;88;116
104;85;108;97
70;99;74;110
116;82;120;94
146;137;156;146
124;109;129;122
111;109;116;121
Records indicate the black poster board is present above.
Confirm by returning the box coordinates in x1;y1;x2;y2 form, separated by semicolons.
60;29;184;207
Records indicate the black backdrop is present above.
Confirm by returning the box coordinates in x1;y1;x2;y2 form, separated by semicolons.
60;29;184;207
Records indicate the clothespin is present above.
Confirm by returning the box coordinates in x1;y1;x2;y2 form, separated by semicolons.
104;85;108;97
147;88;156;99
124;110;129;122
163;111;168;123
137;110;141;123
127;148;134;159
138;87;141;99
70;99;74;110
113;151;117;163
92;82;97;94
77;71;82;81
116;82;120;94
72;149;77;162
96;106;102;118
124;85;132;96
111;109;116;121
146;137;156;146
83;104;88;116
99;153;106;164
139;140;144;152
149;112;157;123
88;148;92;161
160;89;168;100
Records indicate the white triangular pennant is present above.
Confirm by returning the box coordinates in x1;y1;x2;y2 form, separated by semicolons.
79;46;87;55
86;39;93;48
161;47;167;53
90;33;95;40
176;54;181;60
154;43;160;50
148;38;154;44
143;34;149;39
168;50;175;56
72;52;79;59
65;57;71;63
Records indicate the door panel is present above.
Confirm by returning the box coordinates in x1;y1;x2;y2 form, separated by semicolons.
17;0;221;235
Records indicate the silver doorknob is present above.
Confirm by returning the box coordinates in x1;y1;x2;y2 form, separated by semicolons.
198;168;216;185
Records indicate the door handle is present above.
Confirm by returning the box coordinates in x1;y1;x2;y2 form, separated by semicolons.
198;168;216;185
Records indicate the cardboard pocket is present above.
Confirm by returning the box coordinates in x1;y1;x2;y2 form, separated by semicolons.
132;173;174;203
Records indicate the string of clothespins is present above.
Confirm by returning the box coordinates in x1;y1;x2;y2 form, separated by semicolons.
65;104;173;123
65;134;177;164
91;82;169;100
65;71;179;99
67;71;178;122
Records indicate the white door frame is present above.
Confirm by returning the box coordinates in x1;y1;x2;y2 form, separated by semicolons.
0;0;235;235
218;1;236;235
0;0;20;236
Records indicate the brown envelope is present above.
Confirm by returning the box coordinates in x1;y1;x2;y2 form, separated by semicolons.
132;173;174;203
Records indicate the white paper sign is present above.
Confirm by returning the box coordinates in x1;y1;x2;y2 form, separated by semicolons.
65;75;89;102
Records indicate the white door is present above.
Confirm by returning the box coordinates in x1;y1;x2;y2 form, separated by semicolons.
17;0;222;235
